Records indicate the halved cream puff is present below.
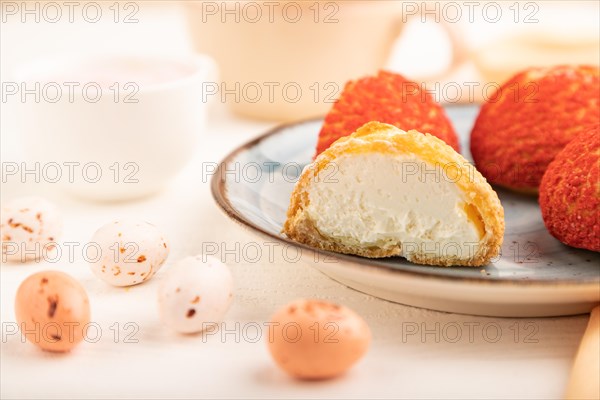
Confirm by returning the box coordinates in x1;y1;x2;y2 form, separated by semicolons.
284;122;504;267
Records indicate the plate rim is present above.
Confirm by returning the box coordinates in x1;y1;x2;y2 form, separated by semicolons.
211;117;600;288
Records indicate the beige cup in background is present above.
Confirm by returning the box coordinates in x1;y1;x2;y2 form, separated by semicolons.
186;1;406;121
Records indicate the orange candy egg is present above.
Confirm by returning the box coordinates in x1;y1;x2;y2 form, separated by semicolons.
267;299;370;380
15;271;91;352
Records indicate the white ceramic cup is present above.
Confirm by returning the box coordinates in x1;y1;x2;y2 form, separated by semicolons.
15;53;216;201
186;1;406;121
185;1;465;121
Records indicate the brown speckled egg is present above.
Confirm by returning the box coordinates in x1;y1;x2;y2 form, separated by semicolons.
267;299;370;380
89;219;169;287
158;255;233;334
1;196;62;262
15;271;90;352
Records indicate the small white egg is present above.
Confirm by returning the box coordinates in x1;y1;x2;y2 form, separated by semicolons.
89;219;169;287
158;255;233;334
1;196;62;262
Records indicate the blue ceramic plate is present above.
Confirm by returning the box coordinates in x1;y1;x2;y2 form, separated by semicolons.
212;105;599;317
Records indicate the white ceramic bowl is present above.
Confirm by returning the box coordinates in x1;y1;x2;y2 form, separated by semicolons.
15;53;216;201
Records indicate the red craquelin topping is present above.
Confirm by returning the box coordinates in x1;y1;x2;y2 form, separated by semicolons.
470;65;600;192
316;70;460;156
539;124;600;252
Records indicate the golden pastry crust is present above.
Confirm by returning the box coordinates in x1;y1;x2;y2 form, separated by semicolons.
284;122;505;267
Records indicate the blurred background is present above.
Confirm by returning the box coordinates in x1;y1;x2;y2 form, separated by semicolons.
1;0;599;200
3;1;599;111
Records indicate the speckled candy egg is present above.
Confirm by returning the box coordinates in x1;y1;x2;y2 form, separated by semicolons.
1;196;62;262
267;299;371;380
158;255;233;333
15;270;90;352
89;220;169;286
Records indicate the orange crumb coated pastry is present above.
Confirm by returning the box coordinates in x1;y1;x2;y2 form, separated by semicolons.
316;70;459;156
470;65;600;193
539;125;600;252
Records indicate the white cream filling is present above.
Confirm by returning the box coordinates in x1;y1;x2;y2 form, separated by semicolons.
305;152;481;261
